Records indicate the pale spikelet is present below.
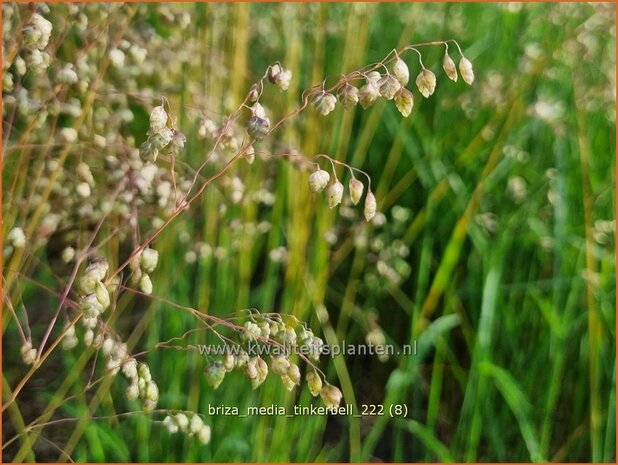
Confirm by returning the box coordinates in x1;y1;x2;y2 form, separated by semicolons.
358;80;380;109
149;106;168;133
443;53;458;82
320;384;343;409
415;68;436;98
274;68;292;91
308;169;330;193
364;191;377;222
140;247;159;273
393;57;409;85
271;355;290;376
349;178;364;205
394;87;414;117
8;227;26;248
459;56;474;85
313;92;337;116
247;115;270;141
306;370;323;397
337;83;359;110
205;361;225;389
328;181;344;208
378;75;401;100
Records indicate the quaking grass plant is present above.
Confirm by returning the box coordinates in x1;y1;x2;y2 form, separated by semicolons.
2;3;476;460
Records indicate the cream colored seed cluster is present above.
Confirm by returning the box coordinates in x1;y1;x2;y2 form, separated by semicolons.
140;105;186;162
315;49;474;119
70;257;120;350
245;62;292;141
203;314;343;409
129;247;160;295
309;168;377;222
162;412;211;445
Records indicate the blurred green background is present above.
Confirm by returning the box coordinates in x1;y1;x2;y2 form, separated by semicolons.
2;2;616;462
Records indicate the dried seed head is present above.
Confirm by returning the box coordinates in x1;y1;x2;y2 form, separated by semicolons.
149;127;173;151
349;178;364;205
274;68;292;91
170;130;186;154
95;281;110;309
21;342;37;365
252;102;267;119
337;83;359;110
175;412;189;430
223;352;236;372
109;48;125;68
393;57;410;85
137;362;151;381
57;64;79;85
245;357;258;379
122;358;138;379
126;383;139;401
358;80;380;109
86;257;109;282
139;274;153;295
415;68;436;98
320;384;343;409
23;24;43;49
268;63;283;84
197;425;211;444
205;361;226;389
308;336;324;361
162;415;179;434
62;246;75;263
271;355;290;376
308;169;330;193
443;53;458;82
394;87;414;117
76;181;91;198
247;84;260;103
140;247;159;273
189;414;205;435
247;115;270;141
364;191;377;222
366;71;381;83
459;56;474;85
242;321;261;341
8;227;26;248
149;106;168;133
277;375;293;391
378;74;402;100
287;363;301;385
313;92;337;116
59;127;78;143
145;380;159;402
328;181;344;208
306;370;323;397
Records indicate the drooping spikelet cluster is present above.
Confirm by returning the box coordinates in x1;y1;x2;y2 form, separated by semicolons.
202;312;343;410
140;104;186;162
308;164;377;222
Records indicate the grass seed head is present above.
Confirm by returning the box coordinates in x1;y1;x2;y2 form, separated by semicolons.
309;169;330;193
364;191;377;222
443;52;458;82
394;87;414;117
415;68;437;98
338;83;359;110
459;56;475;85
328;181;344;208
378;74;402;100
393;56;410;85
